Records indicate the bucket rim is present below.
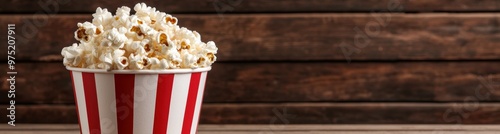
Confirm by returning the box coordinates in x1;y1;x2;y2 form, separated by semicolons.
66;66;211;74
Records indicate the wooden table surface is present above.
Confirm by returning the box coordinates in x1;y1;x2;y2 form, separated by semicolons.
1;124;500;134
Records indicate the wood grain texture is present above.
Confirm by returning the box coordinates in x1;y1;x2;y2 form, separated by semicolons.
4;124;500;131
199;103;500;124
2;14;500;62
4;0;500;125
5;125;500;134
2;62;500;104
2;0;500;13
0;105;78;124
3;103;500;124
4;124;500;134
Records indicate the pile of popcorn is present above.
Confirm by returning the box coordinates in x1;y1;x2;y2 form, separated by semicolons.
61;3;217;70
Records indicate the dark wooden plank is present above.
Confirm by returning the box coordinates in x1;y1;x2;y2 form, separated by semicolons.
4;124;500;131
0;63;74;104
3;124;500;134
2;62;500;104
2;14;500;62
196;124;500;131
200;103;500;124
2;0;500;13
4;103;500;124
206;62;500;103
0;105;78;124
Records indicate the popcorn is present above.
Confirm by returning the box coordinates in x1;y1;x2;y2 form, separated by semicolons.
166;46;182;69
107;28;127;48
84;50;99;66
114;56;129;70
75;22;97;43
61;3;217;70
206;41;218;53
61;43;83;66
164;15;178;26
159;59;169;69
148;57;163;69
180;50;198;68
113;6;131;28
128;54;146;70
98;52;113;70
92;7;113;27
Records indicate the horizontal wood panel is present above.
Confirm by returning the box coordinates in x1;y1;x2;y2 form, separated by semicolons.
4;124;500;131
2;14;500;62
2;0;500;13
4;125;500;134
3;103;500;124
2;62;500;104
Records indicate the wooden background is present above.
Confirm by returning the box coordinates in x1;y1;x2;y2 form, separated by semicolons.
2;0;500;124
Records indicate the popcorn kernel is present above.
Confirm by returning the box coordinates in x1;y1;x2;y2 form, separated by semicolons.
121;59;127;64
130;26;144;36
76;27;86;40
197;57;205;64
172;61;179;66
142;58;148;66
96;28;102;35
144;44;151;52
166;16;177;25
159;33;168;45
180;41;190;50
207;53;214;61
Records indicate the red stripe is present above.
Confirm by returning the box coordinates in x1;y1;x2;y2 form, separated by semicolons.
182;72;202;134
193;72;207;133
70;71;83;134
114;74;135;134
153;74;175;134
82;72;101;134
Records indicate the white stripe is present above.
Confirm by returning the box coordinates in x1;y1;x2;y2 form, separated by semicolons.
95;73;118;134
167;73;191;134
133;74;159;134
73;72;89;134
191;72;207;133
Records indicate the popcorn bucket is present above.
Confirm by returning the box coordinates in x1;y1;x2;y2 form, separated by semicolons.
67;67;210;134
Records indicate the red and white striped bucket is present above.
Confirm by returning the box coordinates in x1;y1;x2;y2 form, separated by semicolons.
67;67;211;134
